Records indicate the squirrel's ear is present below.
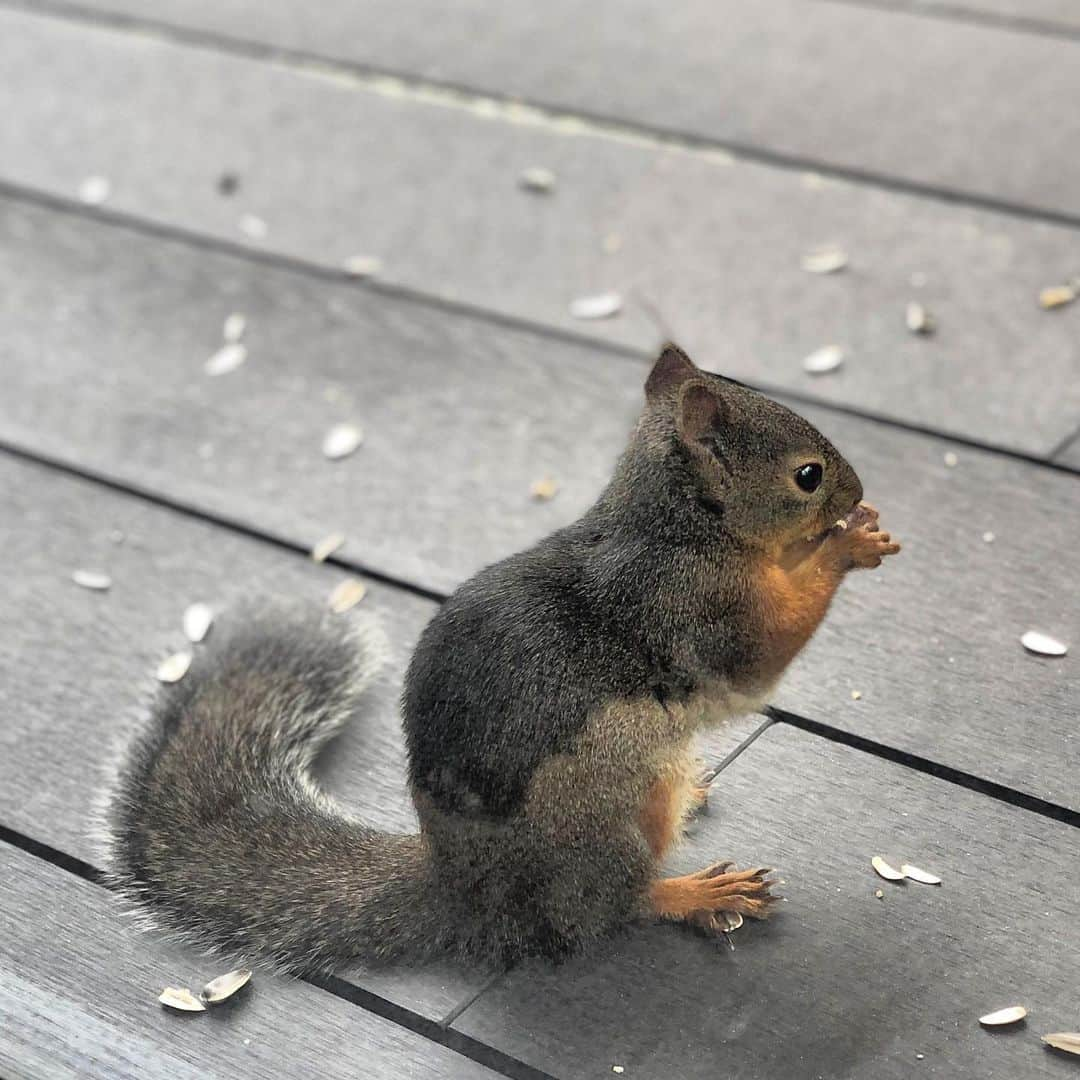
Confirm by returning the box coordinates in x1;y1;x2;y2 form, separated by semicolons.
677;382;724;442
645;344;698;400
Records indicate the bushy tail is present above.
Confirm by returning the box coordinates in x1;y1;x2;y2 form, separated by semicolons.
105;604;438;973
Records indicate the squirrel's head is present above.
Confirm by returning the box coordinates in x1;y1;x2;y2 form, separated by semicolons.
641;344;863;548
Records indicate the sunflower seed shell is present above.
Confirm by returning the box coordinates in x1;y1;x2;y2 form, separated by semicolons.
979;1006;1027;1027
157;651;193;684
311;532;346;563
802;345;845;375
182;603;213;643
519;167;556;193
801;246;848;274
871;856;905;881
72;569;112;591
223;313;247;343
569;292;623;320
1021;630;1067;657
329;578;367;614
906;302;935;334
343;255;382;279
1042;1033;1080;1055
900;863;942;885
322;423;363;460
205;343;247;377
159;987;206;1012
1039;285;1076;310
201;967;252;1004
530;476;559;501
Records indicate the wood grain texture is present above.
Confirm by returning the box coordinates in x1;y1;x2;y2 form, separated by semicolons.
452;724;1080;1080
0;452;760;1015
44;0;1080;217
2;10;1078;455
0;198;1076;807
0;843;497;1080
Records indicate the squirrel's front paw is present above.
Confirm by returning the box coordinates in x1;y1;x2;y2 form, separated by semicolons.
834;503;901;570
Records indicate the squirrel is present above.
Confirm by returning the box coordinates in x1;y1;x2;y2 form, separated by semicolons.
105;344;899;972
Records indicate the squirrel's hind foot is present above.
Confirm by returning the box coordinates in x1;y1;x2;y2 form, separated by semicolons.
649;862;782;930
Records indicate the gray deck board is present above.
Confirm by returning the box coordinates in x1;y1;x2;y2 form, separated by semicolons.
2;10;1079;457
46;0;1080;218
0;451;760;1018
0;843;496;1080
1;198;1077;809
452;724;1080;1080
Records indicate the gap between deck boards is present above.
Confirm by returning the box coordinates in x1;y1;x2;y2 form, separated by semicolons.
0;177;1077;483
5;0;1080;235
819;0;1080;44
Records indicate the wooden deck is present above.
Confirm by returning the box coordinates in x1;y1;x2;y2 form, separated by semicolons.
1;2;1078;1077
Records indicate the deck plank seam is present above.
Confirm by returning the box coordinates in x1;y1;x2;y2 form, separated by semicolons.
820;0;1080;45
767;706;1080;829
1048;423;1080;462
1;184;1079;478
5;0;1080;234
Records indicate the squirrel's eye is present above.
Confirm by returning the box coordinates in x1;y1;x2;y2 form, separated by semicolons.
795;463;823;493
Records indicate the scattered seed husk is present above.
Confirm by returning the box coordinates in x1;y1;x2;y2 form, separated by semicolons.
982;531;995;543
322;423;363;460
239;213;268;240
157;651;193;684
801;246;848;274
329;578;367;614
874;888;884;899
182;603;214;644
343;254;382;279
204;342;247;377
802;345;845;375
201;967;252;1004
850;689;862;700
159;986;206;1012
78;175;111;206
72;569;111;591
518;167;556;193
530;476;559;501
1042;1033;1080;1055
871;856;905;882
223;313;247;343
1020;630;1067;657
311;532;346;563
569;292;623;320
943;452;958;468
601;232;623;254
979;1005;1027;1027
900;863;942;885
612;1068;625;1075
1039;285;1076;310
906;301;935;335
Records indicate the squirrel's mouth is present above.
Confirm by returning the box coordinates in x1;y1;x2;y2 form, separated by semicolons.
803;497;867;544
